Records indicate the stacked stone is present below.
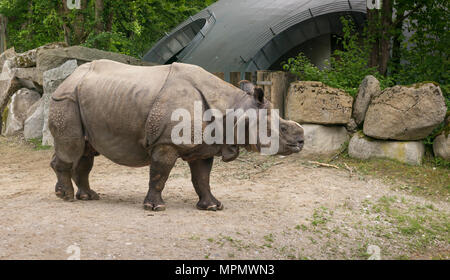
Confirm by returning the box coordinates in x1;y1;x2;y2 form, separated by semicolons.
285;81;353;158
348;77;447;165
0;44;155;145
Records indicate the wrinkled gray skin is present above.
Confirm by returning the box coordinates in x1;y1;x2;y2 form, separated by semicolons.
49;60;304;211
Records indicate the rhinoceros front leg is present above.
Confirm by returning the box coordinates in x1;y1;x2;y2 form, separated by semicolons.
188;157;223;211
143;146;178;211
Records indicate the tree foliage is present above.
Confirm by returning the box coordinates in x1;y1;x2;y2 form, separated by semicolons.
0;0;216;57
283;17;393;97
284;1;449;102
366;0;449;95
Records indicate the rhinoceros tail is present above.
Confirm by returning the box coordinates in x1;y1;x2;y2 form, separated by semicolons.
52;62;93;102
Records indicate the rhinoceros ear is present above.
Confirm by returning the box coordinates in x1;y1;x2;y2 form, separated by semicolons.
239;80;255;95
253;87;265;104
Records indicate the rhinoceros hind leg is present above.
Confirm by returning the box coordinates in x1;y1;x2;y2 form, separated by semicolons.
49;99;86;202
72;145;99;201
143;146;178;211
189;157;223;211
50;154;75;201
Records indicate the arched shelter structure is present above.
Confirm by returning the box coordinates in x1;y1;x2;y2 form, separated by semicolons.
143;0;367;73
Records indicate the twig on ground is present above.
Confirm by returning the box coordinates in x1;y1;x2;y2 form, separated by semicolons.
308;161;340;169
343;163;354;177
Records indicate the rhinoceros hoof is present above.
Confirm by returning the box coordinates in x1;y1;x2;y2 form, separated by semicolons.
143;203;166;211
76;189;100;201
196;202;224;211
55;184;74;202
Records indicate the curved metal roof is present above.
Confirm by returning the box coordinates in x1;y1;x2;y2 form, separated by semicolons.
143;0;367;72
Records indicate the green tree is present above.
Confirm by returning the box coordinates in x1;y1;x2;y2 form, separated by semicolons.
283;17;393;97
367;0;449;88
0;0;216;57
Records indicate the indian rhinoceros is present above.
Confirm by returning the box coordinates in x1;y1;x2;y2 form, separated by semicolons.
49;59;304;211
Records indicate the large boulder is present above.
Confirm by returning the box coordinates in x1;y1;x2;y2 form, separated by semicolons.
298;124;349;158
348;132;425;165
285;81;353;125
352;75;381;126
3;88;41;136
363;83;447;140
37;45;155;76
42;60;79;146
24;99;44;140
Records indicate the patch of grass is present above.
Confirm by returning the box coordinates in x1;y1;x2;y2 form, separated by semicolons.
263;233;274;248
369;198;449;252
332;152;450;200
28;138;51;151
395;255;410;260
295;224;308;231
263;234;274;243
189;235;200;241
311;207;333;227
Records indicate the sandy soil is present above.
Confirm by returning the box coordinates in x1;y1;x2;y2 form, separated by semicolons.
0;136;448;260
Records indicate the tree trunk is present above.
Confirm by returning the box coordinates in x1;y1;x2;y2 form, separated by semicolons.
379;0;393;76
0;14;7;53
59;1;72;45
367;9;380;69
72;0;88;44
95;0;104;34
390;32;402;78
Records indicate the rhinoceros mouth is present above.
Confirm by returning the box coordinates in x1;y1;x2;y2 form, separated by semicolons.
281;143;303;155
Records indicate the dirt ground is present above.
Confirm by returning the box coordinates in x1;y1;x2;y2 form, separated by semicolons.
0;136;448;260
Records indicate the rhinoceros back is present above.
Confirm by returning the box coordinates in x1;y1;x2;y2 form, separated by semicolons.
56;59;172;166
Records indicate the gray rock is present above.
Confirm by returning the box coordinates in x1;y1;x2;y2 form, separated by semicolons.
37;45;155;75
298;124;349;158
4;88;41;136
348;132;425;165
0;43;66;132
363;83;447;140
0;71;21;132
286;81;353;125
0;48;16;72
433;133;449;160
42;60;78;146
24;99;44;140
15;67;41;85
346;118;358;133
352;75;381;125
9;42;67;69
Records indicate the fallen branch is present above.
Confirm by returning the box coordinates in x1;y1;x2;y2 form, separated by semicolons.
308;161;340;169
343;163;354;176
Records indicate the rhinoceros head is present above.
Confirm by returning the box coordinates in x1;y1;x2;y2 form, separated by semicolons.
238;81;304;156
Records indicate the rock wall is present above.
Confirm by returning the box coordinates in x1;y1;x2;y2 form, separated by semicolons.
286;81;353;125
349;132;425;165
0;44;157;144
